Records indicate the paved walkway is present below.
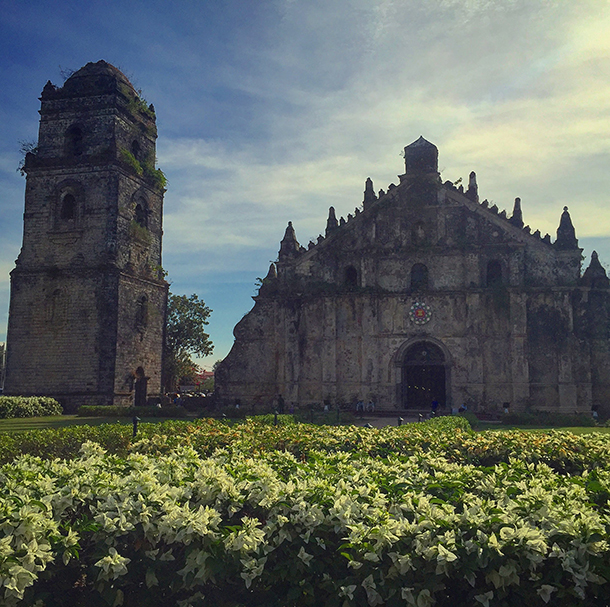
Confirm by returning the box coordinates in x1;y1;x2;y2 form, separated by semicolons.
351;414;423;428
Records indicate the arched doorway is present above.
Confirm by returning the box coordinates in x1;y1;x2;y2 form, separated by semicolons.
134;366;148;407
402;341;447;409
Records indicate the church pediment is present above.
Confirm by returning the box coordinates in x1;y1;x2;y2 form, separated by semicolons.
271;137;583;293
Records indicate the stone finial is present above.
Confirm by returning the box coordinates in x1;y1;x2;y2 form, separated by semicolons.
278;221;300;260
378;189;385;197
363;177;376;210
325;206;338;236
509;197;524;228
340;217;346;226
465;171;478;202
265;263;277;280
41;80;57;98
258;263;278;296
582;251;610;288
555;206;579;250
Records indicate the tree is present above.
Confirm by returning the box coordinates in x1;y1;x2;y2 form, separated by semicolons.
163;293;213;392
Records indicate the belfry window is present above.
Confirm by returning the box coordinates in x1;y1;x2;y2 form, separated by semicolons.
131;140;141;160
486;260;503;287
60;194;76;221
134;199;148;228
345;266;358;287
410;263;428;291
65;125;84;157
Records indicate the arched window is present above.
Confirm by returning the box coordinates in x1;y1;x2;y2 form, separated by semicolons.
60;193;76;220
410;263;428;291
134;198;148;228
131;140;141;160
345;266;358;287
134;366;148;407
55;185;82;228
486;260;503;287
65;125;84;157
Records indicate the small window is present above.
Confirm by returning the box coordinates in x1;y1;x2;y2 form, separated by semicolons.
410;263;428;291
131;140;141;160
345;266;358;287
134;199;148;228
486;260;503;287
65;125;84;157
60;194;76;220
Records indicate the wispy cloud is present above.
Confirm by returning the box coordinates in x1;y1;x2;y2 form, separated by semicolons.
2;0;610;358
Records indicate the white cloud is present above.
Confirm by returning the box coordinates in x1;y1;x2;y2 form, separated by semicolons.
160;1;610;265
3;0;610;354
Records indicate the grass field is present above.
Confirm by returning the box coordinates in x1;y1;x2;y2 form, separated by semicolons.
0;415;176;432
1;414;609;434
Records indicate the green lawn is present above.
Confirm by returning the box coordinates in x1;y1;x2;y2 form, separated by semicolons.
474;422;610;434
0;415;178;433
513;425;610;434
1;415;609;434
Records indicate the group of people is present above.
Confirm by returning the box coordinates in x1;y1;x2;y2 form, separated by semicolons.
355;399;376;415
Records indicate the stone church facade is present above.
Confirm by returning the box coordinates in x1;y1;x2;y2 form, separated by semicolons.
3;61;168;411
216;137;610;416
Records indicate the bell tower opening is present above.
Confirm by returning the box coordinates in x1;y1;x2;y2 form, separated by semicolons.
401;341;447;409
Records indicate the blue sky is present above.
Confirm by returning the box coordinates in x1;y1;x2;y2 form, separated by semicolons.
2;0;610;369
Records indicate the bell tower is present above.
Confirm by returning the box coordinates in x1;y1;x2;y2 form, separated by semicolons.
4;61;168;410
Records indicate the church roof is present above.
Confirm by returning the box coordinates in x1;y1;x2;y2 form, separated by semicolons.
404;135;436;150
41;60;137;99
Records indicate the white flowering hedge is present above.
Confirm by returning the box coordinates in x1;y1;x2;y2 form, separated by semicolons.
1;423;610;606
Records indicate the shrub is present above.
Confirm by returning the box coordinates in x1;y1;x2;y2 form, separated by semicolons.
0;396;63;418
0;424;133;463
2;443;610;606
119;148;143;176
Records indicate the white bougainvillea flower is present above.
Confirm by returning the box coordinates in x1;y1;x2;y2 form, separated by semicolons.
94;547;131;581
